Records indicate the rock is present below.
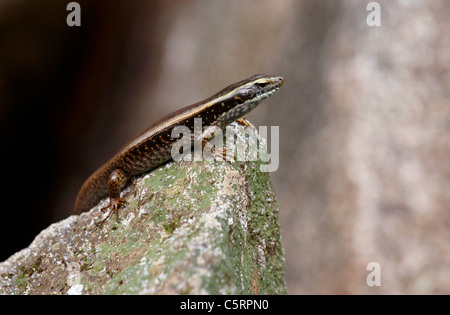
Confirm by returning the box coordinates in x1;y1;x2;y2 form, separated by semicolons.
0;122;287;295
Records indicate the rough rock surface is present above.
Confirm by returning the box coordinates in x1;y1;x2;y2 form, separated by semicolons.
0;123;286;295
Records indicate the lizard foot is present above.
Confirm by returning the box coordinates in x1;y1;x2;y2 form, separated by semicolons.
236;118;254;129
95;197;125;225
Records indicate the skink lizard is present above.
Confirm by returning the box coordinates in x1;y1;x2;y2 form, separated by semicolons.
74;74;284;223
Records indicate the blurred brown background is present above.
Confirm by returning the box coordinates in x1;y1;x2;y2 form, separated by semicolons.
1;0;449;294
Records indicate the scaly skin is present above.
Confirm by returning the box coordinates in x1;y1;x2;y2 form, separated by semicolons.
74;74;284;223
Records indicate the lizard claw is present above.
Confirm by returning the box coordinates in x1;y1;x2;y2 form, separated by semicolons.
236;118;254;129
95;197;125;225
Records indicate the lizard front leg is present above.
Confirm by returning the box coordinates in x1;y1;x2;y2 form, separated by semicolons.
236;118;253;129
96;168;128;225
200;126;231;161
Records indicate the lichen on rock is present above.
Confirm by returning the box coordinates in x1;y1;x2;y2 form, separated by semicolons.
0;122;287;295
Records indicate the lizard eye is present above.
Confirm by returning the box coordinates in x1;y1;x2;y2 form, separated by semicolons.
255;82;268;89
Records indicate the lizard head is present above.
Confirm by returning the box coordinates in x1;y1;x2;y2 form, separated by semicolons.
228;74;285;107
201;74;285;128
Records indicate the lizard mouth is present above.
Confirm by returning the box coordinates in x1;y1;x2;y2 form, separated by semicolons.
261;85;281;98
